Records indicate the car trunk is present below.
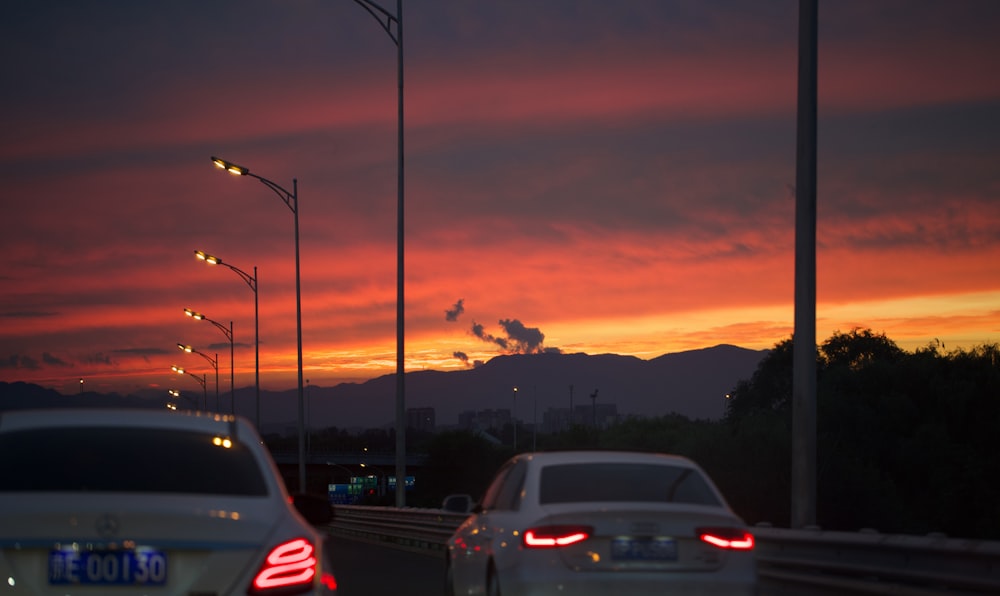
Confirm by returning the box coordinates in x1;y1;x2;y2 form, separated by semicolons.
0;492;284;595
536;503;747;573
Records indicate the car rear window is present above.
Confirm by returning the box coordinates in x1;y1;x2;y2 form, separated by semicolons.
539;462;721;506
0;427;269;496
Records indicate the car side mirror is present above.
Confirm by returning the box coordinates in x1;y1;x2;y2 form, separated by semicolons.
441;493;474;514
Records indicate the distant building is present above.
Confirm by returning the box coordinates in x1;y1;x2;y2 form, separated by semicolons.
571;403;618;429
458;408;511;433
541;407;572;433
407;407;435;433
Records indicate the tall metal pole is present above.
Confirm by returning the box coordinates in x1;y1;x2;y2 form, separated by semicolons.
214;352;220;411
253;266;260;430
229;320;235;415
792;0;818;529
182;309;236;417
349;0;404;507
292;178;306;495
512;386;518;450
393;0;406;510
209;158;304;492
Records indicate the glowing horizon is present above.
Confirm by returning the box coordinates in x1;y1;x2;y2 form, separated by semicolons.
2;1;998;398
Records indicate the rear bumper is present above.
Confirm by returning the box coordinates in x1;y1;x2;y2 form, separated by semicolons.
498;567;757;596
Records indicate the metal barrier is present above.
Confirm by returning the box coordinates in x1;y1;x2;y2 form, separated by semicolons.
326;505;1000;594
753;525;1000;595
327;504;467;554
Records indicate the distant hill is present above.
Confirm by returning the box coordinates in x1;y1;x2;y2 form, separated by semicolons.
2;345;767;434
0;381;168;411
252;344;767;432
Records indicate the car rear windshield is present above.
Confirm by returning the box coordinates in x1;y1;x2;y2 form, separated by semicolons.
539;462;721;506
0;427;269;496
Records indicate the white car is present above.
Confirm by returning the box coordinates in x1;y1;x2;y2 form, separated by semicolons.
445;450;757;596
0;408;337;595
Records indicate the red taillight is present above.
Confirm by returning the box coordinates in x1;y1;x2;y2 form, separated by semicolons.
249;538;318;594
320;570;338;591
523;525;592;548
697;527;754;550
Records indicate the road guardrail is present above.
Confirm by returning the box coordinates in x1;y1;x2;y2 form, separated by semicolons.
326;505;1000;593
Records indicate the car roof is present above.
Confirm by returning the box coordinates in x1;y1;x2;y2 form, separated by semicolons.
0;408;248;437
518;450;701;468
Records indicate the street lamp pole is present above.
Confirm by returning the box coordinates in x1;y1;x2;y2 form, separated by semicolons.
171;366;207;410
177;343;219;411
167;388;198;410
210;158;306;495
512;386;518;450
192;253;259;428
792;0;819;529
184;308;235;415
350;0;406;508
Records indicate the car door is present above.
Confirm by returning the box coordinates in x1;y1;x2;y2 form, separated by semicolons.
462;457;529;589
453;459;516;591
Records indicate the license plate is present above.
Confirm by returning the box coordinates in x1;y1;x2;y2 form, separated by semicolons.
611;537;677;561
49;549;168;585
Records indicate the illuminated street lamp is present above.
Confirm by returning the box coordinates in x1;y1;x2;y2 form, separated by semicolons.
210;157;305;494
177;343;219;412
167;388;197;411
183;308;235;415
191;252;259;428
171;366;207;410
348;0;407;508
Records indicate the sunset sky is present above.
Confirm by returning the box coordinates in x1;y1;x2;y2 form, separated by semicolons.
2;0;998;397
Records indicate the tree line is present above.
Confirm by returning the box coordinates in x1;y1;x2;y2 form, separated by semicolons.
277;328;999;540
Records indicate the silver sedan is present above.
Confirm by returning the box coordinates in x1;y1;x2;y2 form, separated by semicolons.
445;450;756;596
0;408;337;595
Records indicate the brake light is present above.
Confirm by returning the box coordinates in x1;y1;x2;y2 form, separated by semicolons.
697;527;754;550
523;525;592;548
249;538;317;594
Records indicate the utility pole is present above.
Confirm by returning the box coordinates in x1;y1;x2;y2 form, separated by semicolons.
792;0;818;529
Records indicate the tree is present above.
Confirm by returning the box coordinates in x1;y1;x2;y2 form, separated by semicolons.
724;338;794;420
407;430;510;508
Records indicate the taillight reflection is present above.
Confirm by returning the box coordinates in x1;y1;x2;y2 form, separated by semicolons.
249;537;317;593
523;525;592;548
697;527;754;550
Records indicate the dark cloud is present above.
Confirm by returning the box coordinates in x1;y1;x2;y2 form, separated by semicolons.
0;311;58;318
472;320;509;351
206;342;245;352
113;348;167;357
498;319;545;353
1;354;39;370
445;299;465;322
453;351;469;364
83;352;115;366
42;352;71;367
470;318;561;355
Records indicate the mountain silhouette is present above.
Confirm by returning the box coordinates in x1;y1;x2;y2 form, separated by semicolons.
1;345;767;434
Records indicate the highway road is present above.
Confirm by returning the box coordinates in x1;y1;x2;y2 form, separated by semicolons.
324;535;447;596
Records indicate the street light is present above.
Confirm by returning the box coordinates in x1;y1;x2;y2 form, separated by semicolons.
167;388;197;411
183;308;235;414
210;157;305;495
191;253;259;428
512;386;518;450
171;366;207;410
177;343;219;412
349;0;406;508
